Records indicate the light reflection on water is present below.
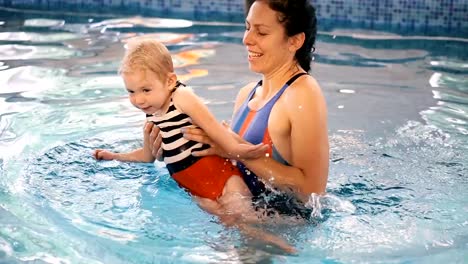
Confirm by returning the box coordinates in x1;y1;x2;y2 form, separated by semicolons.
0;8;467;264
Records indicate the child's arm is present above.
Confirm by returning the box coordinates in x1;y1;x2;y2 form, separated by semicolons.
173;87;266;159
93;122;156;163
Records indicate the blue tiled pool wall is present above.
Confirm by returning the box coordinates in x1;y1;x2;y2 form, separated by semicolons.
1;0;467;35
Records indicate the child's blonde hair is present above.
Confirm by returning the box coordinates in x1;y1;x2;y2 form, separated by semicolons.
119;39;174;81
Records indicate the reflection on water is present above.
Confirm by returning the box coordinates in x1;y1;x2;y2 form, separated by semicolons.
426;69;468;135
0;7;467;264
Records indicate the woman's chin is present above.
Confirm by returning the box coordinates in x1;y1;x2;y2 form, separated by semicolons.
248;64;263;74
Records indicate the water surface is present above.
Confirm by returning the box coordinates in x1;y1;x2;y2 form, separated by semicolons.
0;7;467;264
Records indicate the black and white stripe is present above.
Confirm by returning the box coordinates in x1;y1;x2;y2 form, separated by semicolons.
146;101;209;174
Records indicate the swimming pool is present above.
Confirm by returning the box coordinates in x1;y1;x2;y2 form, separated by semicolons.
0;6;467;264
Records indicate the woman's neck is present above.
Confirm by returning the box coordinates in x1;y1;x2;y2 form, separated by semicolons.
260;62;303;99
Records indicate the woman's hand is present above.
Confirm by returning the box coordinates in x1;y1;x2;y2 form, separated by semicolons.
182;121;266;159
182;126;230;158
146;122;163;161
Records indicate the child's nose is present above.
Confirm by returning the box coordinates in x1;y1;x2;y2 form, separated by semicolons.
135;94;145;104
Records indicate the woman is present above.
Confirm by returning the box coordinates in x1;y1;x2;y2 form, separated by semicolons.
152;0;329;219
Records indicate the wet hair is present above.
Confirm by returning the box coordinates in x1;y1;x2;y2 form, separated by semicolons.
245;0;317;72
119;39;174;81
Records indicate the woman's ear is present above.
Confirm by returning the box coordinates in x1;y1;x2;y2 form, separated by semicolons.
289;32;305;52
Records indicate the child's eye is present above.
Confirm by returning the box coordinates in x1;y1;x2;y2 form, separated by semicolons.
127;90;134;94
143;89;151;93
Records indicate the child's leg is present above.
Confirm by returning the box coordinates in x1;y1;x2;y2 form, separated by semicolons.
218;175;253;216
190;175;252;225
218;176;297;254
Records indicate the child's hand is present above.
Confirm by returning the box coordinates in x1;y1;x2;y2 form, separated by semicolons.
93;149;116;160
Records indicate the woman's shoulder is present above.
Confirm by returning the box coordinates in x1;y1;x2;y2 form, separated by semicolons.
282;74;326;112
287;74;322;98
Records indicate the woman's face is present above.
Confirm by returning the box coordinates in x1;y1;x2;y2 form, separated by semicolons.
243;1;294;75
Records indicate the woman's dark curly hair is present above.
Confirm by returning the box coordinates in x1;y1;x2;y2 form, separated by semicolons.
244;0;317;72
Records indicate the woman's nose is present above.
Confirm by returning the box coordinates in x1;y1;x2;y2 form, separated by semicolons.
243;30;253;46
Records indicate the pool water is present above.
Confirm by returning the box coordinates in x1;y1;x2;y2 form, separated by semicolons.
1;7;467;264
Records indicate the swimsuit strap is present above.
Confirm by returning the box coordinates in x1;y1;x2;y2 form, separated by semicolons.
168;80;185;103
169;80;185;94
287;72;307;85
245;80;263;102
232;72;308;134
245;72;307;103
268;72;308;104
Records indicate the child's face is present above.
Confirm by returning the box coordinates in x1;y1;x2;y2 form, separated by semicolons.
123;69;174;115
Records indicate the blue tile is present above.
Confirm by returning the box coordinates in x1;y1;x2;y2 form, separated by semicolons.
1;0;466;35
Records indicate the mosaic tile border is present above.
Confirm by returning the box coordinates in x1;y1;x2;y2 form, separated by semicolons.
0;0;466;36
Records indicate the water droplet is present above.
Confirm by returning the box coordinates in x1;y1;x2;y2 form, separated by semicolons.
338;89;355;94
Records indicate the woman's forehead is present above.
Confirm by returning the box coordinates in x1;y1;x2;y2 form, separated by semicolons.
247;2;280;25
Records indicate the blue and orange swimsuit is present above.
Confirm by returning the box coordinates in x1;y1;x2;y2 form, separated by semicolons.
231;72;312;218
147;82;239;200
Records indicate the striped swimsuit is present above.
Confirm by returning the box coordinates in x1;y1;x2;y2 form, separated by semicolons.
147;82;239;200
